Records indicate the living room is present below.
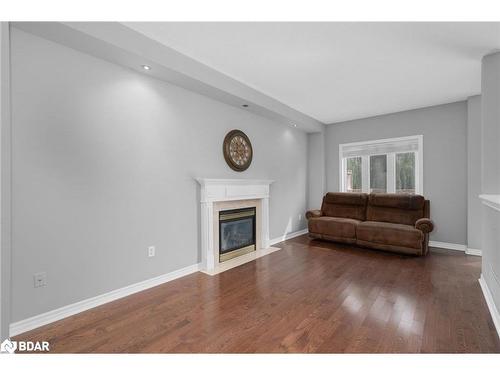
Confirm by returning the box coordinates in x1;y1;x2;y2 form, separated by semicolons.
1;0;500;372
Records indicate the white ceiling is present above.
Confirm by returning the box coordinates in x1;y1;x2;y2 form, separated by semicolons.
125;22;500;124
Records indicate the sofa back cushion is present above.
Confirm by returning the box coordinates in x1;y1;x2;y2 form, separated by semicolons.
321;192;368;221
366;193;425;226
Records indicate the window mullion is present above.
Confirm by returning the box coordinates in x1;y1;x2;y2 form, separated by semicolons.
387;153;396;193
415;151;421;194
340;158;346;192
361;155;370;193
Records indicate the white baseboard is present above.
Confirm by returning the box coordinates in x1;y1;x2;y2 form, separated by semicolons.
428;241;482;256
478;274;500;339
10;262;201;337
269;228;308;246
270;234;478;256
429;240;467;252
466;248;482;256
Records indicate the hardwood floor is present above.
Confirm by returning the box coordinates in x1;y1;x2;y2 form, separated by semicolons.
14;235;500;353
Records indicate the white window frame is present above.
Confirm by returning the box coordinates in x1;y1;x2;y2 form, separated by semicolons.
339;135;423;195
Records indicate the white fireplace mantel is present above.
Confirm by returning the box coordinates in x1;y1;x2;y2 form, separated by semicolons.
196;178;274;202
196;178;274;273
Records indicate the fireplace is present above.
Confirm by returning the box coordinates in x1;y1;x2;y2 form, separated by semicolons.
196;178;273;273
219;207;256;262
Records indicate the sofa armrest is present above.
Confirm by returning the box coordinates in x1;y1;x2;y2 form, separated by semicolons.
415;218;434;233
305;210;323;220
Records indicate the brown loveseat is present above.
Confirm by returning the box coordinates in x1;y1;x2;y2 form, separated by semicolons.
306;193;434;256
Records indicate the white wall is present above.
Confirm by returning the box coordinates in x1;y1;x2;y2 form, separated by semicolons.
10;28;308;322
467;95;482;251
324;102;468;245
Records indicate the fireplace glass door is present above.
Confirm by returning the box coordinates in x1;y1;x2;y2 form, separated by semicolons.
219;207;256;262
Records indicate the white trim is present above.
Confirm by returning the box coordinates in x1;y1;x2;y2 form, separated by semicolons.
361;155;370;193
410;138;423;195
466;248;482;256
338;147;344;192
339;135;423;149
387;153;396;193
428;241;467;252
479;274;500;339
420;241;481;256
269;228;308;246
479;194;500;212
9;263;201;337
195;178;274;187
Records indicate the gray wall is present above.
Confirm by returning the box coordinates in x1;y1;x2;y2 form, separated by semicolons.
482;205;500;318
325;102;467;245
480;51;500;319
1;22;12;340
10;28;308;322
467;95;482;251
481;53;500;194
307;131;325;210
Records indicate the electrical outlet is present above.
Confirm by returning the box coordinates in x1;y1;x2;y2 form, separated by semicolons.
34;272;47;288
148;246;155;257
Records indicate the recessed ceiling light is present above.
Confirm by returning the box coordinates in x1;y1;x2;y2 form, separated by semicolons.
242;104;249;108
293;124;297;127
142;65;151;71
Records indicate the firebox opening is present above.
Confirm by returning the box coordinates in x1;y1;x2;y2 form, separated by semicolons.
219;207;256;262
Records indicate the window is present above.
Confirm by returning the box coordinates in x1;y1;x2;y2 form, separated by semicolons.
370;155;387;193
345;157;362;192
396;152;416;194
339;135;423;194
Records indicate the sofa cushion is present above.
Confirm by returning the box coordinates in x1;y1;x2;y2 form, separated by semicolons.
367;193;425;226
356;221;424;249
369;193;424;210
308;216;360;239
321;192;368;221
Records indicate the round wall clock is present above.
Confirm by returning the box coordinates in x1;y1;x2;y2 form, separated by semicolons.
223;129;253;172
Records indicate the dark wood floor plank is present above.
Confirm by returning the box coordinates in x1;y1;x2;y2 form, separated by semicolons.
14;235;500;353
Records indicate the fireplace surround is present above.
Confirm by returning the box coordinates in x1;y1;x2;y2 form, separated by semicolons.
196;178;274;274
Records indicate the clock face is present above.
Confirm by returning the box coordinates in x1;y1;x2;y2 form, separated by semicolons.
223;130;253;171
